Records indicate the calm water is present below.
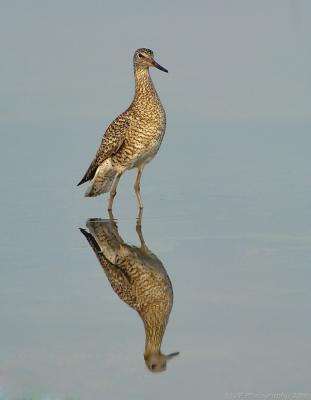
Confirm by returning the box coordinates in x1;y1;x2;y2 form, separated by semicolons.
1;120;311;399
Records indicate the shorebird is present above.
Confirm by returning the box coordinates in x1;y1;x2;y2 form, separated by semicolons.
77;48;168;210
80;211;179;372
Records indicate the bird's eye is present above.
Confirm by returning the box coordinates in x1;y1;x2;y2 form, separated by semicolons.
138;53;143;58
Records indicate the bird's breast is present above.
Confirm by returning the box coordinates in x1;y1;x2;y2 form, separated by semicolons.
111;97;166;169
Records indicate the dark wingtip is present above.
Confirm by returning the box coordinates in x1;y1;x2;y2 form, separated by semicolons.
79;227;92;241
79;228;102;253
77;178;85;186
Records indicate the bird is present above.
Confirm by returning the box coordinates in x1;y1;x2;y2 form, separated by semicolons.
77;48;168;210
80;211;179;372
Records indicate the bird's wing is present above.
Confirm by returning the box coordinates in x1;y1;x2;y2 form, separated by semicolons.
77;113;130;186
101;261;138;308
80;228;138;308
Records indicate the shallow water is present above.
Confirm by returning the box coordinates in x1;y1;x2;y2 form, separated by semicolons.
1;120;311;399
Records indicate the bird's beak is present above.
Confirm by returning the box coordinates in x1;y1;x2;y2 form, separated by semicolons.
166;352;180;360
152;59;168;73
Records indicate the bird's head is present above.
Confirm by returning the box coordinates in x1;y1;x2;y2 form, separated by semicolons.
134;48;168;73
144;351;179;373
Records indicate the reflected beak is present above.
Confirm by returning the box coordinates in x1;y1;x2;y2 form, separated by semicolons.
166;352;180;360
152;59;168;73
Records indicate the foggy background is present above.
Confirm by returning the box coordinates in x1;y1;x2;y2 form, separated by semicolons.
1;1;310;399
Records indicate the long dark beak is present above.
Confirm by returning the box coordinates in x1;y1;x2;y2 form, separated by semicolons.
152;59;168;73
166;352;180;360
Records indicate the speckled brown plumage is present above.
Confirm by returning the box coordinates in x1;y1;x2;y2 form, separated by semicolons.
77;48;168;209
80;213;179;372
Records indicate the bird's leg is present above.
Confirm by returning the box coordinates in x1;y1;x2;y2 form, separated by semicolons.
134;166;144;209
108;208;124;244
136;209;147;249
137;207;143;221
108;209;115;221
108;208;118;233
108;172;122;210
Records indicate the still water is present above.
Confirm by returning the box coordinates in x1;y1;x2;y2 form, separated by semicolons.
1;122;311;399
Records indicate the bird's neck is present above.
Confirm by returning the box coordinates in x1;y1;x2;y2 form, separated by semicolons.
133;66;158;103
143;311;168;356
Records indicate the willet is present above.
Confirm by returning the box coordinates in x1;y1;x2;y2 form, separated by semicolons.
80;212;179;372
77;48;168;210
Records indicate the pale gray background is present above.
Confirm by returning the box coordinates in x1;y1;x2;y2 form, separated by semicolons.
0;1;310;399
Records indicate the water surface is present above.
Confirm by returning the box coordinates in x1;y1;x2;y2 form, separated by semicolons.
1;122;310;399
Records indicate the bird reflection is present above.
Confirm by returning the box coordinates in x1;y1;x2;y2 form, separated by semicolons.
80;210;179;372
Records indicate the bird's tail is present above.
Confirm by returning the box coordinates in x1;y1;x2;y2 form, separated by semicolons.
79;227;115;268
86;218;122;264
85;159;116;197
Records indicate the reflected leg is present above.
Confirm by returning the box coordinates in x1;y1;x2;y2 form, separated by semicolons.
108;172;122;210
108;208;124;244
134;166;144;209
136;209;147;249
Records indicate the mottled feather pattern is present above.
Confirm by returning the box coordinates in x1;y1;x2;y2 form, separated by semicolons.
95;114;130;166
80;226;137;306
77;114;130;185
77;48;167;200
81;218;173;353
